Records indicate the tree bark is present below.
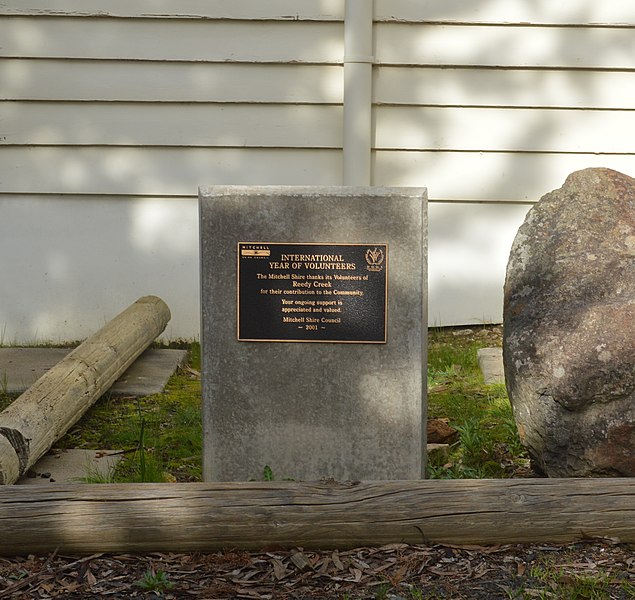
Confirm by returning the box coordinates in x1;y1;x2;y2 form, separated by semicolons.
0;296;170;485
1;478;634;555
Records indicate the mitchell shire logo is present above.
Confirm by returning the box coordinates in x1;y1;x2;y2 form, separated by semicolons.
240;244;270;258
365;247;384;272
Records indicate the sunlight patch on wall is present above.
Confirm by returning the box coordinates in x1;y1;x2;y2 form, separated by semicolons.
129;198;198;256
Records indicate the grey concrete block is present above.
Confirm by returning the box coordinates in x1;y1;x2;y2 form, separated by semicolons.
477;347;505;384
111;349;187;396
200;186;427;482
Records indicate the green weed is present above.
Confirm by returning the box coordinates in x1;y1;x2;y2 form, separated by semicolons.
374;582;391;600
135;568;174;593
79;458;117;484
427;328;528;479
409;587;425;600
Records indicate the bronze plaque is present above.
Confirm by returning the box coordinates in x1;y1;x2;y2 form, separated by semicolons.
237;242;388;343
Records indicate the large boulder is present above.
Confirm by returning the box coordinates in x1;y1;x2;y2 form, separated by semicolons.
503;168;635;477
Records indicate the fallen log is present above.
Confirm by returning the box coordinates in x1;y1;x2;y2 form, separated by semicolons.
1;478;635;555
0;296;171;485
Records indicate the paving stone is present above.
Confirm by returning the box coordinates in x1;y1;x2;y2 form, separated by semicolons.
0;348;187;396
477;347;504;384
16;449;122;485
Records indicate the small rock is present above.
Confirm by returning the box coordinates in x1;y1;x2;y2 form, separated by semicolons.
427;443;450;465
452;329;473;337
427;419;459;444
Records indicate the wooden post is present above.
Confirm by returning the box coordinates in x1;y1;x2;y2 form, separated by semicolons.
0;296;171;485
1;478;635;555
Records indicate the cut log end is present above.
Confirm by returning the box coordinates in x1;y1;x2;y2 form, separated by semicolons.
0;435;21;485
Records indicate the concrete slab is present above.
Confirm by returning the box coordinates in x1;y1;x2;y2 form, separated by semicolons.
111;349;188;396
0;348;187;396
477;347;505;384
200;186;427;482
16;449;122;485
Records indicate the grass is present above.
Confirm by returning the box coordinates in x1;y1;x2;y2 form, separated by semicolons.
426;326;529;479
507;554;635;600
1;327;527;482
0;340;202;483
55;342;203;483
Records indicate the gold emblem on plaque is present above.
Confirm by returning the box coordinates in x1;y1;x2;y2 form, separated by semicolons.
365;247;384;272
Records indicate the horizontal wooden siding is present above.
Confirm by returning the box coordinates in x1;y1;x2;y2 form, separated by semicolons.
1;0;634;336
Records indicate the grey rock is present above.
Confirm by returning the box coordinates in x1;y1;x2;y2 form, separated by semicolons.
503;168;635;477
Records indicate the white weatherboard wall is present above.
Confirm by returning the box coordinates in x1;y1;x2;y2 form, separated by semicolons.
1;1;635;341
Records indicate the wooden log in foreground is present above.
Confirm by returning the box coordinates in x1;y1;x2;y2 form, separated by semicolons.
0;296;171;485
1;478;635;555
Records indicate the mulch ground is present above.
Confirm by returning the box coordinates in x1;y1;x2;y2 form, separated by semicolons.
1;540;635;599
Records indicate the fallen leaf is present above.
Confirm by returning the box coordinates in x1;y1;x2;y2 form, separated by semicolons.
270;558;287;580
331;551;344;571
290;551;311;571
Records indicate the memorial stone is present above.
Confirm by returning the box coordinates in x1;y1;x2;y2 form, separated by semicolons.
199;186;427;481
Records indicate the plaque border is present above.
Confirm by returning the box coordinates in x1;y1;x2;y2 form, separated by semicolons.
236;242;388;344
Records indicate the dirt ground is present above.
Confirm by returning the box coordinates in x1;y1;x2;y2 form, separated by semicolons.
1;540;635;599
